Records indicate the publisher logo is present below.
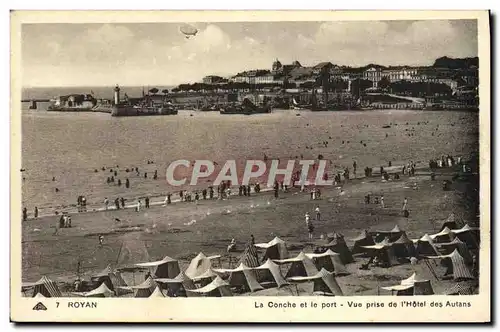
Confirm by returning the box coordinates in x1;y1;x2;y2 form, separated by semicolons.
33;302;47;311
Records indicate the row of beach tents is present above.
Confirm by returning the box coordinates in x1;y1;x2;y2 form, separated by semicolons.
22;215;479;298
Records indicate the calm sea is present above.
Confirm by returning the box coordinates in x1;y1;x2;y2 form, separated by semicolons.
20;102;479;214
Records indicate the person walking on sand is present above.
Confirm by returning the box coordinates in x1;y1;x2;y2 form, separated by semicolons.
315;206;321;221
98;235;104;246
305;213;314;240
104;197;109;210
380;195;385;208
22;207;27;222
402;197;408;211
34;206;38;219
136;200;141;212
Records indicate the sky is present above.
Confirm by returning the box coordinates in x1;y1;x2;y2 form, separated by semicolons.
21;20;478;87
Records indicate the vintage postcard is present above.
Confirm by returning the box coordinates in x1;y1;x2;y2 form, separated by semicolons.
10;10;490;323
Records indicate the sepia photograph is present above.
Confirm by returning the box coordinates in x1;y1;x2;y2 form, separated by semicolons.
10;10;490;322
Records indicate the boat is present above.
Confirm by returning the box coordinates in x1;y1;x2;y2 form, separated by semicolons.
111;103;178;117
220;99;272;115
47;94;97;112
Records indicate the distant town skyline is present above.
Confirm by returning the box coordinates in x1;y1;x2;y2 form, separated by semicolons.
21;20;478;87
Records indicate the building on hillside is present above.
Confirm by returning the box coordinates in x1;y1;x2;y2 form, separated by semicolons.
202;75;226;84
313;62;334;75
382;67;420;82
363;67;384;87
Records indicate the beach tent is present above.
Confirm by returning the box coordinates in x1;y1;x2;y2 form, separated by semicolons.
254;237;289;261
73;282;115;298
427;249;475;281
238;243;260;268
117;276;157;298
155;272;198;297
324;235;354;264
253;259;289;288
186;276;233;297
91;265;128;294
22;276;62;298
436;238;473;264
381;272;434;296
288;268;344;296
191;268;220;287
135;255;181;279
326;232;345;243
149;286;165;298
414;234;440;257
436;213;459;232
305;250;349;276
451;224;480;249
430;227;455;243
392;233;417;259
184;252;221;279
371;225;404;243
351;230;375;255
275;252;319;278
362;238;399;267
214;263;263;293
444;282;475;295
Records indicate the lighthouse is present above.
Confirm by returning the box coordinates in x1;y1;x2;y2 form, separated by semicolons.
114;85;120;105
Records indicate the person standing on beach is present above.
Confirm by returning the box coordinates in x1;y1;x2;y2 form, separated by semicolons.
380;195;385;208
145;197;150;208
120;197;125;208
402;197;408;213
34;206;38;219
104;197;109;210
22;207;27;221
136;200;141;212
305;213;314;240
114;198;120;210
353;161;357;177
315;206;321;221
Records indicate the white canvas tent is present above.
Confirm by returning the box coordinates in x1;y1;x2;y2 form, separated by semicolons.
155;272;197;297
214;262;263;293
253;259;289;288
184;252;221;279
186;276;233;297
275;252;319;278
430;227;455;243
288;268;344;296
254;236;289;261
414;234;440;257
72;282;115;298
135;255;181;279
149;286;165;298
305;250;349;276
381;272;435;296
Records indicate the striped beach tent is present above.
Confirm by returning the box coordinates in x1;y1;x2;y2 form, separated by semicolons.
427;249;475;281
445;282;475;295
239;243;260;268
23;276;62;298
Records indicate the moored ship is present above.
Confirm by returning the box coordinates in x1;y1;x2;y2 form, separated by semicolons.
105;85;179;117
220;96;272;115
47;94;97;112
